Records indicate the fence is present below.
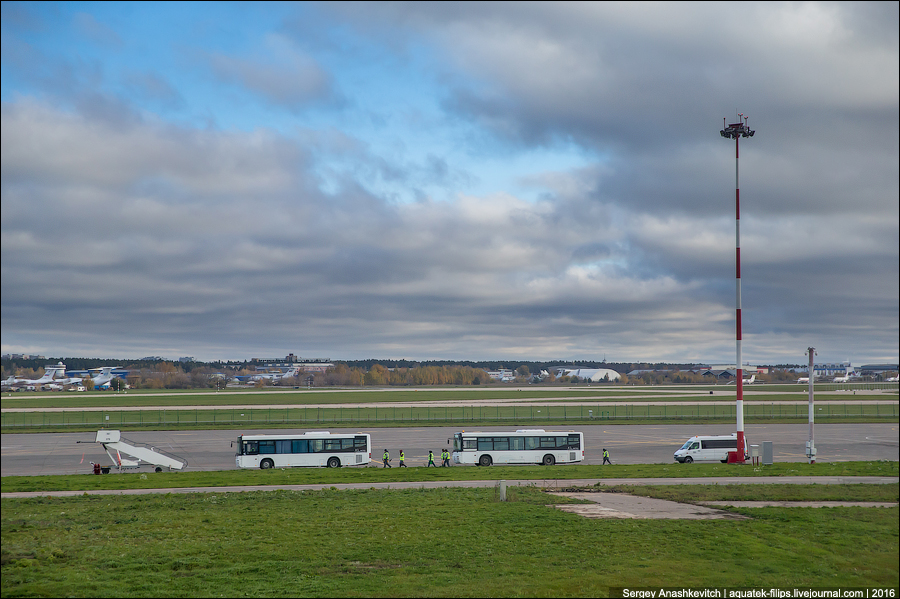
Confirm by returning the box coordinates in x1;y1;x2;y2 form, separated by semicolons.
2;402;896;429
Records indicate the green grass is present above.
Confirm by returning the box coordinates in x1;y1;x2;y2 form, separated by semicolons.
2;486;897;597
3;400;896;433
3;461;897;494
592;483;900;502
0;387;686;410
3;384;895;410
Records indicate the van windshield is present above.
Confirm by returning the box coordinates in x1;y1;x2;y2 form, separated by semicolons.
680;440;693;450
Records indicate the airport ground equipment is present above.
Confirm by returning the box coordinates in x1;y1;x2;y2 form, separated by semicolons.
87;430;186;472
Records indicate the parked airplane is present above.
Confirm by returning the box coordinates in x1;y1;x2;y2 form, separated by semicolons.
1;363;67;390
48;369;83;388
832;373;856;383
726;374;756;385
796;377;810;384
249;366;302;383
87;366;122;389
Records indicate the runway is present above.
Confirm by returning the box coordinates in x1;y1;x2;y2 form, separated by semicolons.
2;423;897;476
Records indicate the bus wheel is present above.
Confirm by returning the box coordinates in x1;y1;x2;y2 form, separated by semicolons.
327;457;341;468
479;455;492;467
260;459;274;469
684;456;693;464
542;454;555;466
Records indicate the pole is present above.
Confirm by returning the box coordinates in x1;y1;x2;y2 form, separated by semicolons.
720;115;754;464
807;347;816;463
735;130;745;462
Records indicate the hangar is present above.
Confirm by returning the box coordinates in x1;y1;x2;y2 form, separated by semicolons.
554;367;621;382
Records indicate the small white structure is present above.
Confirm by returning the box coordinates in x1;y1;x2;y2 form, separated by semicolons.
555;367;621;382
93;430;186;471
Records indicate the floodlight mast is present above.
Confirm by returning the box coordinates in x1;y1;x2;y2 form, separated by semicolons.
720;114;754;464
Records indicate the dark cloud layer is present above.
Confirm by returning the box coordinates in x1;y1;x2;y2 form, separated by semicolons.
1;3;897;363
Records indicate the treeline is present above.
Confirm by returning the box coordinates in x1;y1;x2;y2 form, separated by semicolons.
319;364;496;386
2;356;814;390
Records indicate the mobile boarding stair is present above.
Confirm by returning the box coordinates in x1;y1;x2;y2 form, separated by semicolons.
90;430;187;472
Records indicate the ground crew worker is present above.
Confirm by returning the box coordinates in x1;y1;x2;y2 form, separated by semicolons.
441;448;450;467
427;450;436;467
383;449;392;468
398;450;407;467
603;448;611;465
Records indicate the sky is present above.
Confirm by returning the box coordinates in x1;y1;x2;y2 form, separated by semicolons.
1;1;898;365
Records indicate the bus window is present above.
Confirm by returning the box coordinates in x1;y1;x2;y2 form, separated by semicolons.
463;438;477;450
243;441;259;455
276;440;292;454
477;437;493;451
525;437;539;450
510;437;524;451
259;441;276;454
492;437;509;450
308;439;324;453
292;439;309;453
567;434;581;450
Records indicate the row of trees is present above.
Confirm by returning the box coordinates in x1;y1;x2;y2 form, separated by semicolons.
5;358;890;390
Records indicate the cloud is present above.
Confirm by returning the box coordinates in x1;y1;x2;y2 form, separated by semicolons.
206;34;342;111
73;12;123;48
1;3;896;363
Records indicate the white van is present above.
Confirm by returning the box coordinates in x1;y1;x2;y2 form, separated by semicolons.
674;434;749;463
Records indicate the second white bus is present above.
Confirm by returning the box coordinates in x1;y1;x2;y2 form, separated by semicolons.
451;429;584;466
235;431;371;469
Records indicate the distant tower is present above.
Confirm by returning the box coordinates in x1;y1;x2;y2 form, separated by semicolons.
720;114;755;463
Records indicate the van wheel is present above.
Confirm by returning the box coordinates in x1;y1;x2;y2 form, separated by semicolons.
684;456;693;464
260;459;274;469
542;454;555;466
327;457;341;468
479;455;492;467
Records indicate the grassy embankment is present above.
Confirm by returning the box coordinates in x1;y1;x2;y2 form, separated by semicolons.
2;483;897;597
2;387;896;432
3;461;897;494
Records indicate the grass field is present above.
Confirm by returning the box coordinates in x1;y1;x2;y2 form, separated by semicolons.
3;384;896;410
4;384;896;432
3;461;897;494
2;484;897;597
3;399;897;433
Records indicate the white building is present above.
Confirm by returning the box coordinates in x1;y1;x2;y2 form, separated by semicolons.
554;367;621;382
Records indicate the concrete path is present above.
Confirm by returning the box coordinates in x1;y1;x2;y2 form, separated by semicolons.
548;492;750;520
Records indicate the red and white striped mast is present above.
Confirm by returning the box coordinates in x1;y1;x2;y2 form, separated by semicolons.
720;114;754;463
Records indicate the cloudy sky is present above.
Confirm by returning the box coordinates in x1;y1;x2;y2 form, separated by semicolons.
2;2;897;365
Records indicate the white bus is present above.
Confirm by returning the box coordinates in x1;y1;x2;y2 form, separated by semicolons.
235;431;371;469
450;429;584;466
673;434;749;464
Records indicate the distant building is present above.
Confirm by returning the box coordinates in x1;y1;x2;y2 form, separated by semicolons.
554;367;621;382
794;362;853;377
487;369;515;382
